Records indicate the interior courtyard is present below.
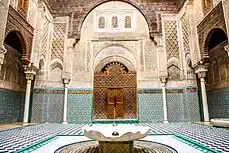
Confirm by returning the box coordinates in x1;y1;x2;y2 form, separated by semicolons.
0;0;229;152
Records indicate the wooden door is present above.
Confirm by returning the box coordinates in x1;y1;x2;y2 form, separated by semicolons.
107;88;124;119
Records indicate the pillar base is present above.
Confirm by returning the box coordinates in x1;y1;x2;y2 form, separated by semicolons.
62;122;68;124
163;120;169;124
22;122;29;126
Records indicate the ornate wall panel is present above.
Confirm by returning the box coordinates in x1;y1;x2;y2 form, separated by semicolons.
51;22;66;61
164;21;179;59
144;40;157;71
93;62;137;120
180;13;190;54
41;17;51;56
31;89;64;123
5;6;34;64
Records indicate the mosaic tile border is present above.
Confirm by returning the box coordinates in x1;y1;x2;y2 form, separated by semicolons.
14;136;57;153
138;87;198;94
174;135;220;153
33;88;92;94
13;134;219;153
33;87;198;94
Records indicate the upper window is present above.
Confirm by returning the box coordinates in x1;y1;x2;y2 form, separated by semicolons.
125;16;131;28
112;16;118;28
98;16;105;29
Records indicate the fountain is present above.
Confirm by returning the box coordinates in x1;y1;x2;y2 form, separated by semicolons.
55;124;178;153
82;124;150;153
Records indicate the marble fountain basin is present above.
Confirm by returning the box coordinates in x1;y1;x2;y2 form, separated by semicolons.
210;118;229;128
82;124;150;142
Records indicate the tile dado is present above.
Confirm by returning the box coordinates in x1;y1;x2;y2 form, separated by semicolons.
0;88;25;123
207;87;229;119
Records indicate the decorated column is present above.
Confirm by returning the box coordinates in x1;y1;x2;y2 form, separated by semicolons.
63;78;70;124
195;64;209;122
23;64;37;125
160;77;168;123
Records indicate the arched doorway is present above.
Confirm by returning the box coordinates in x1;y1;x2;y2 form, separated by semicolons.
204;28;228;119
93;62;137;120
0;31;26;123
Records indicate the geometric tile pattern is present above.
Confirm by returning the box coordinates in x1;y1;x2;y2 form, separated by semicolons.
184;88;200;122
180;13;190;54
0;123;229;153
46;94;64;123
167;93;185;122
144;123;229;153
138;94;163;123
31;87;200;124
0;124;84;153
138;87;200;123
31;91;64;123
67;94;93;124
0;89;25;123
51;23;66;61
164;21;179;59
207;87;229;119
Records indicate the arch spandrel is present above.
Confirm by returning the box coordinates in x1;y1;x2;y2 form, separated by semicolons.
70;0;161;40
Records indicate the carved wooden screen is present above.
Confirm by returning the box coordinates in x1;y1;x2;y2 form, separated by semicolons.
93;62;137;120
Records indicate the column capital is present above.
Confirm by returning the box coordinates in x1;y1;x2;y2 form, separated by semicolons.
62;72;71;84
23;63;38;80
0;46;7;66
224;44;229;56
159;77;167;83
197;71;207;79
63;78;70;84
0;45;7;54
193;63;209;78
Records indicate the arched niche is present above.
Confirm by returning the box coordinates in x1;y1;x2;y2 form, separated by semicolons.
93;45;137;71
2;31;26;88
204;28;228;57
4;31;27;58
204;28;228;85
